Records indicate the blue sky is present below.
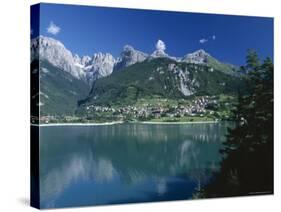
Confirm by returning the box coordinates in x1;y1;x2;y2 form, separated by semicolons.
32;3;273;66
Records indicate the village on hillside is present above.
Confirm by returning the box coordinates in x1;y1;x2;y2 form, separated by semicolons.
32;95;236;124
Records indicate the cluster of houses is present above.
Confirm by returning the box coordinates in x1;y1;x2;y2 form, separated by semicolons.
37;115;57;124
31;115;51;124
85;96;219;120
32;96;222;124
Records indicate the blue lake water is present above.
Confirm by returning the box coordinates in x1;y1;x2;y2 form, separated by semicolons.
39;122;232;208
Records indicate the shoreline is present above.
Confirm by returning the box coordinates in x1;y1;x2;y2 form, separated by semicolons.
137;120;219;125
31;120;219;127
31;121;124;127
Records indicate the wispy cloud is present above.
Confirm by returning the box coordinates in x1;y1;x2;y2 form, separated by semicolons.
199;35;216;44
199;38;208;44
47;21;61;35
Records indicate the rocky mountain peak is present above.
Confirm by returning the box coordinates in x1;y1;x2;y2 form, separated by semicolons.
181;49;210;64
73;54;81;64
113;44;148;71
76;52;116;84
122;45;135;52
31;36;233;86
81;56;92;66
31;36;86;80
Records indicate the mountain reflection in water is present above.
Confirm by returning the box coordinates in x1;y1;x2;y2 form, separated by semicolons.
39;122;232;208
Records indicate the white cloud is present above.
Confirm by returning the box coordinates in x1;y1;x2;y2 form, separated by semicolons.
199;38;208;44
199;35;216;44
47;21;61;35
156;39;166;51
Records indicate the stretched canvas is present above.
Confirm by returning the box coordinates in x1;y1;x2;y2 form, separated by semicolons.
30;3;274;209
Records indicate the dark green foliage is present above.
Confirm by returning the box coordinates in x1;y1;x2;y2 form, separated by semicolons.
88;58;183;106
204;51;273;197
246;49;261;72
39;60;90;116
207;56;238;76
79;58;245;108
31;60;39;118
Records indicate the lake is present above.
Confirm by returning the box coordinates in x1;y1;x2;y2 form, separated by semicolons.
39;122;232;208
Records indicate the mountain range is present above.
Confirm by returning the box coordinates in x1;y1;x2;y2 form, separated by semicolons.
31;36;244;116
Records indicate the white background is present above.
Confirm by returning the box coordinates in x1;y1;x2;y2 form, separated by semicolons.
0;0;279;211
